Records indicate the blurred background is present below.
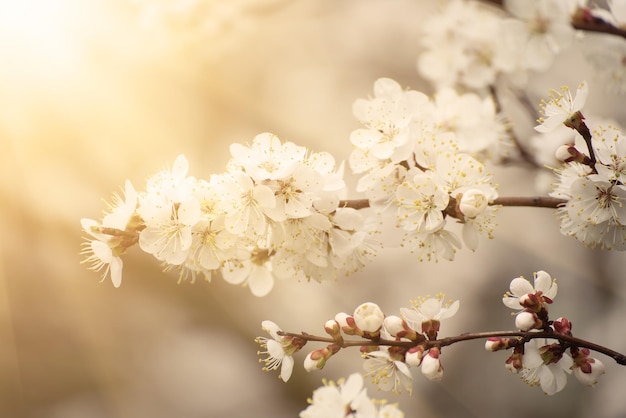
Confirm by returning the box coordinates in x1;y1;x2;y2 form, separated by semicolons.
1;0;625;417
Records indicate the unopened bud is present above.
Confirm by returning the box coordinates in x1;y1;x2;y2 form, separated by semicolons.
421;347;443;381
353;302;385;333
324;319;343;344
485;337;517;352
405;345;425;367
335;312;360;335
553;317;572;335
458;189;489;218
383;315;419;340
515;311;542;331
303;344;340;372
519;293;541;311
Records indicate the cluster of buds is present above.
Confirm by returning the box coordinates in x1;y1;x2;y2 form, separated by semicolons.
257;270;622;398
487;271;606;395
257;295;460;394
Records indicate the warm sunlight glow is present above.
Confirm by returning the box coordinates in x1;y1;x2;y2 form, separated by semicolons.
0;0;79;79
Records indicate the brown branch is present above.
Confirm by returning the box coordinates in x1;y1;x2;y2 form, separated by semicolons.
571;8;626;40
492;196;567;208
480;0;626;40
279;330;626;365
339;196;567;211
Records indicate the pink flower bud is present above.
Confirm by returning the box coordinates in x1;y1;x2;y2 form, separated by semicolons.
553;317;572;335
303;344;340;372
335;312;359;335
324;319;343;344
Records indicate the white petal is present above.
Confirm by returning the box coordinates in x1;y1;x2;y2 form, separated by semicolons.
509;277;534;297
533;270;553;294
249;266;274;297
91;240;113;264
439;300;460;320
341;373;364;402
261;320;282;340
280;355;294;382
110;256;123;288
172;154;189;178
266;339;285;360
572;81;588;112
253;185;276;208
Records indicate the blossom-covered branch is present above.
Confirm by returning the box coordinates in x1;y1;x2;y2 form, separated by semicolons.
278;329;626;366
257;271;620;396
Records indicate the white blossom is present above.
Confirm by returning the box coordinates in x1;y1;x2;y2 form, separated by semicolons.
256;320;296;382
503;0;575;72
535;81;588;133
503;270;558;311
300;373;404;418
353;302;385;333
363;349;413;394
520;340;573;395
400;295;460;330
80;180;138;288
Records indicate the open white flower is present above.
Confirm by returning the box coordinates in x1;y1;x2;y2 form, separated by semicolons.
503;270;558;311
220;172;276;237
395;172;449;233
535;81;588;133
565;176;626;225
138;197;202;265
363;349;413;394
256;320;296;382
229;132;306;182
503;0;575;72
80;219;124;288
299;373;376;418
400;295;460;329
520;340;573;395
80;180;138;288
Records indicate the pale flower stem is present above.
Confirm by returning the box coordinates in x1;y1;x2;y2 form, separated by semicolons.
338;196;567;210
278;330;626;365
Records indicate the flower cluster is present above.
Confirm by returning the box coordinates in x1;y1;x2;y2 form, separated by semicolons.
256;270;617;405
350;77;502;261
417;0;579;90
535;81;626;250
257;296;460;395
488;271;606;395
81;133;377;296
300;373;404;418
